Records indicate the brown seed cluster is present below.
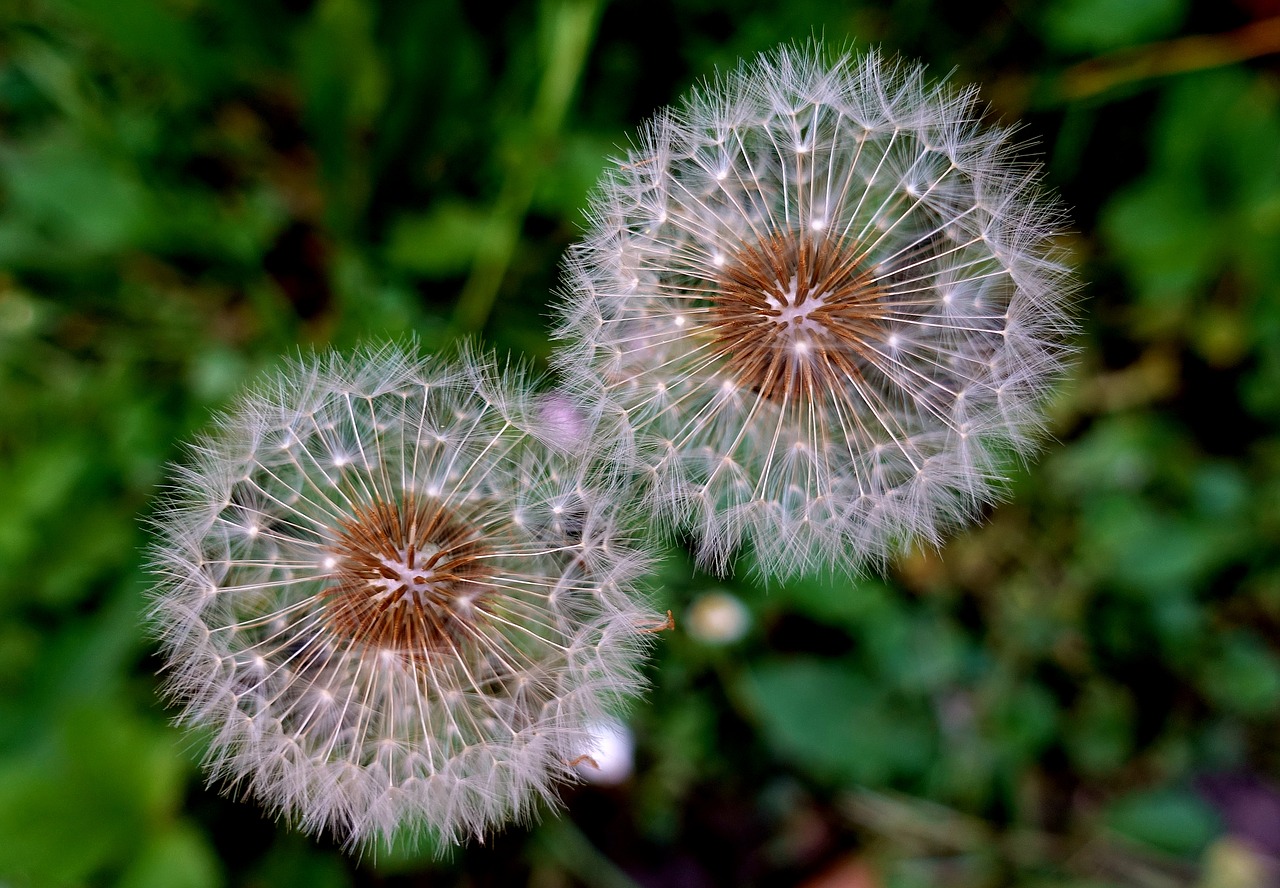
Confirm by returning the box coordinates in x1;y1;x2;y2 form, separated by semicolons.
321;494;493;656
710;231;886;405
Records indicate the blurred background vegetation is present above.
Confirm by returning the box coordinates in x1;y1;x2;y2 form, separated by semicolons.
2;0;1280;885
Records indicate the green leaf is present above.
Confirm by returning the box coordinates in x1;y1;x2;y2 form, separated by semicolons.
744;658;933;786
385;202;491;277
117;823;223;888
1101;176;1222;319
1105;788;1220;856
1041;0;1187;53
1198;633;1280;716
0;705;186;886
0;136;150;264
1063;683;1134;777
990;682;1059;761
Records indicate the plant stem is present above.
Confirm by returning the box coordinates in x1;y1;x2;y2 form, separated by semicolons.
1053;15;1280;102
451;0;604;333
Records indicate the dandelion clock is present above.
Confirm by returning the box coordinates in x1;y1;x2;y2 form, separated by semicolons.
147;345;658;849
553;44;1078;576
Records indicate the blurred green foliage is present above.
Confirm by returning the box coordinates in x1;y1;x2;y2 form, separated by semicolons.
1;0;1279;885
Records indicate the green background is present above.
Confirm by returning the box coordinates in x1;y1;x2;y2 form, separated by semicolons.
2;0;1279;885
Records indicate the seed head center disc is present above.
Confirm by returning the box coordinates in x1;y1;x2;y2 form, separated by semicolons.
711;231;886;403
322;494;493;655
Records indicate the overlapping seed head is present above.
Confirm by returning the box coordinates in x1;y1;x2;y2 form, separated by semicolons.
554;45;1076;575
148;346;656;849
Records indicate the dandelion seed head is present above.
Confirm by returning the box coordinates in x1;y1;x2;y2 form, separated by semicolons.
148;345;657;850
553;43;1077;576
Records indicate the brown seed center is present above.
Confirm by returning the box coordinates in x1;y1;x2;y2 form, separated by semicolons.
321;494;492;655
710;231;886;404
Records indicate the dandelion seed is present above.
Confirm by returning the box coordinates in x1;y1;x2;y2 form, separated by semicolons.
553;43;1077;576
148;344;657;850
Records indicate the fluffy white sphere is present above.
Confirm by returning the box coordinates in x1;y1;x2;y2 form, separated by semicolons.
553;44;1077;576
148;344;658;850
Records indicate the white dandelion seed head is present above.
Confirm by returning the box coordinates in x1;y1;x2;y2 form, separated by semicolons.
552;42;1078;577
147;344;658;851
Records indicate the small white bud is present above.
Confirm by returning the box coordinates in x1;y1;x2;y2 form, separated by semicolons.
686;591;750;645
